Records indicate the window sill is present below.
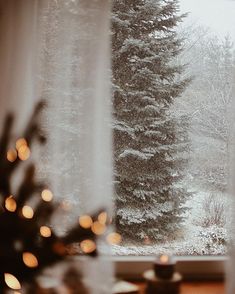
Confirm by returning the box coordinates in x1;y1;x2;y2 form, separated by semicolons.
114;256;226;281
133;281;225;294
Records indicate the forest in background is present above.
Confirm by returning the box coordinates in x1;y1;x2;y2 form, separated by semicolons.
112;0;234;255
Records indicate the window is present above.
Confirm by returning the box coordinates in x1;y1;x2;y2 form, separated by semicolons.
112;0;234;256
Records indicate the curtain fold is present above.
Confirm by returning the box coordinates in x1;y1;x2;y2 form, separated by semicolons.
0;0;39;134
0;1;113;293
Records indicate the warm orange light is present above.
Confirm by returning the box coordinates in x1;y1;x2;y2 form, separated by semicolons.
91;221;106;235
160;254;169;264
16;138;27;151
18;145;30;161
79;215;93;229
7;149;17;162
4;273;21;290
22;252;38;268
80;240;96;254
5;196;17;212
41;189;53;202
22;206;34;219
40;226;51;238
106;232;122;245
98;212;107;225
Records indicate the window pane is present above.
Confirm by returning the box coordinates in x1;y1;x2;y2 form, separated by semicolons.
112;0;234;255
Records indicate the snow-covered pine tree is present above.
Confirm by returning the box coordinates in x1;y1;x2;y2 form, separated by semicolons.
112;0;190;242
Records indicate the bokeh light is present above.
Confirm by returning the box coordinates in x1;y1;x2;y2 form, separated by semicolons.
22;252;38;268
80;240;96;254
40;226;52;238
22;206;34;219
16;138;27;151
4;273;21;290
160;254;169;264
18;145;30;161
79;215;93;229
7;149;17;162
91;221;106;235
41;189;53;202
106;232;122;245
5;196;17;212
98;212;107;225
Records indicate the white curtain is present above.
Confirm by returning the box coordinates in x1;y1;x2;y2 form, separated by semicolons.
0;0;113;293
37;0;113;220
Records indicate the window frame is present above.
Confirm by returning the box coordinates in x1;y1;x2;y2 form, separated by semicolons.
114;256;226;280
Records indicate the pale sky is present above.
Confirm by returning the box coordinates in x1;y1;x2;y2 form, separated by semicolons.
179;0;235;40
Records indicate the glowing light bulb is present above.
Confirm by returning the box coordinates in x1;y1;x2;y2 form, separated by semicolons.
22;206;34;219
16;138;27;151
22;252;38;268
40;226;51;238
18;145;30;161
80;240;96;254
91;221;106;235
160;254;169;264
41;189;53;202
5;196;17;212
7;149;17;162
106;232;122;245
79;215;93;229
98;212;107;225
4;273;21;290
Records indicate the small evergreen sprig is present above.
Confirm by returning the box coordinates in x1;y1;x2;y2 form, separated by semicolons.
0;101;121;293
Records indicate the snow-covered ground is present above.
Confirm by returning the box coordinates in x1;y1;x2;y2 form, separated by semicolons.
112;188;229;256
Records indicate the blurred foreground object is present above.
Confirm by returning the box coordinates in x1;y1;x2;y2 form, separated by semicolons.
0;101;106;293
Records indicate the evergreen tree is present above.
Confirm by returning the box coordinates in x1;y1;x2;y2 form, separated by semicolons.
112;0;190;242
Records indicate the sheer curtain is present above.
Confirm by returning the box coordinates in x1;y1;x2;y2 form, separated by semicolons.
37;0;113;219
0;0;113;293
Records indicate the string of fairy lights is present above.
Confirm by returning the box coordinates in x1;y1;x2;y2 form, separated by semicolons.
2;137;122;292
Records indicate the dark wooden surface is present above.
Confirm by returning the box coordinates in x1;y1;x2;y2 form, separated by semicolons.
135;282;225;294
